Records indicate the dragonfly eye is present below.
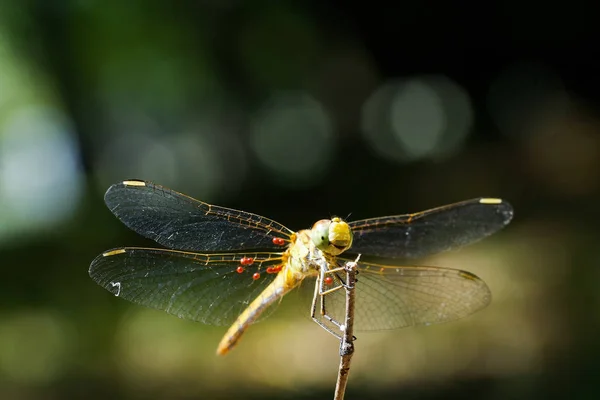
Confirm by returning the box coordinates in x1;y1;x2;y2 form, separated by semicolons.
311;218;353;255
329;217;353;255
311;219;331;250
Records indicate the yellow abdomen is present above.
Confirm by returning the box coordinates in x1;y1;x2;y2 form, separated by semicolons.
216;265;304;355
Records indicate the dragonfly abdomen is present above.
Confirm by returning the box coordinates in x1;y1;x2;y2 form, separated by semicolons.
216;270;297;355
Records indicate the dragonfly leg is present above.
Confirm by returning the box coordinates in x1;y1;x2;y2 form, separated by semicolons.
311;273;342;340
320;265;354;290
320;284;345;296
310;258;360;341
317;263;347;332
318;264;352;296
321;296;356;342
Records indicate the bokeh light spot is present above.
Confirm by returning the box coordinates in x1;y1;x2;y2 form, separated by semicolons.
250;91;335;187
361;75;473;163
0;106;84;240
390;79;446;159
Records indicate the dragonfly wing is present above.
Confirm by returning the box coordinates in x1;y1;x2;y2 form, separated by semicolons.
319;259;491;331
348;198;513;259
104;180;294;252
89;248;285;326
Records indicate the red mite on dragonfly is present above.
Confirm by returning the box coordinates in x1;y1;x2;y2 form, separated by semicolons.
89;180;513;356
272;237;286;246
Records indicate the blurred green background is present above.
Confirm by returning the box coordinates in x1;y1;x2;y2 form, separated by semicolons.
1;1;599;399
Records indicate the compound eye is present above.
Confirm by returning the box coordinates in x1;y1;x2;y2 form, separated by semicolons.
328;217;353;255
311;219;331;251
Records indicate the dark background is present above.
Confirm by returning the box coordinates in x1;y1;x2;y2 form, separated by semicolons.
1;1;599;399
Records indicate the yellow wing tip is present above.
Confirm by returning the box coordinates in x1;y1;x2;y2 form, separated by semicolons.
103;249;127;257
122;180;146;187
479;198;502;205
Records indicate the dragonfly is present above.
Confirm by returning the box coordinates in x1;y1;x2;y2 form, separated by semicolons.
89;179;513;355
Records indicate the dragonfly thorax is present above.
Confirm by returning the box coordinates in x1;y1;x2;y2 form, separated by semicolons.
310;217;353;256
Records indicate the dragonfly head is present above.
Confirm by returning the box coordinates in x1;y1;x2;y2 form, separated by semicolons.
311;217;353;256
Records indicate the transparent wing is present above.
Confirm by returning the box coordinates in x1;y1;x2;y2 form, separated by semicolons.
89;247;286;326
103;180;294;252
315;259;491;331
348;198;513;259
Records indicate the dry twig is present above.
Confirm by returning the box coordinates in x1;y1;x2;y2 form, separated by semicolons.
333;255;359;400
